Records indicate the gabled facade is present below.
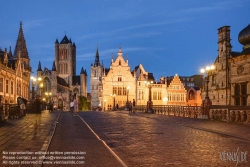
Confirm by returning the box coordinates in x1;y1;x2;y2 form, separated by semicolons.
101;46;136;110
134;64;167;105
0;22;31;104
167;74;186;106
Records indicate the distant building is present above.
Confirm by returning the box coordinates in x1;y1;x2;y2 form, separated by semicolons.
100;46;136;110
90;47;104;109
36;35;87;110
166;74;187;106
134;64;167;106
201;24;250;106
186;87;202;106
165;75;203;91
0;22;31;104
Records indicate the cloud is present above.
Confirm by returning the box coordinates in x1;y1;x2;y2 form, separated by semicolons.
114;17;197;33
23;18;59;32
77;47;165;61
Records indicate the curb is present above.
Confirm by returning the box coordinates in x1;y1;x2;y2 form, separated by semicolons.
40;111;61;167
77;114;128;167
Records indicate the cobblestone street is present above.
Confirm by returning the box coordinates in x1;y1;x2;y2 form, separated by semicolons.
78;111;250;167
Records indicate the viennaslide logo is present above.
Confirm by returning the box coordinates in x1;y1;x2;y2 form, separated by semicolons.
219;147;248;166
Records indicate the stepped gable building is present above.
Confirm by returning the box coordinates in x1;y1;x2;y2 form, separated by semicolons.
36;35;87;110
0;21;31;104
90;46;104;109
201;23;250;106
166;74;187;106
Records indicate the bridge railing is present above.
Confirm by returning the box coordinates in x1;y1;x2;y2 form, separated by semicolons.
134;105;250;123
0;103;36;122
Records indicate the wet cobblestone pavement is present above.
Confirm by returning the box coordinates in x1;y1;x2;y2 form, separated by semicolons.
78;111;250;167
0;110;60;167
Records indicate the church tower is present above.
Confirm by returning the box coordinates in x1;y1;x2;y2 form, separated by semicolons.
207;26;232;105
90;46;104;109
14;21;31;72
54;35;76;86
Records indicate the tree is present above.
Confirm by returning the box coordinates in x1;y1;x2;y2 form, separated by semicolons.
78;96;90;111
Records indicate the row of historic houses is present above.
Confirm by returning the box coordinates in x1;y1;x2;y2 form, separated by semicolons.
1;22;250;110
90;46;200;111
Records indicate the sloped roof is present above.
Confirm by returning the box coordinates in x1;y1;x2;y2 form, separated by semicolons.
72;76;80;85
148;73;155;81
105;68;110;75
57;76;69;87
60;35;70;44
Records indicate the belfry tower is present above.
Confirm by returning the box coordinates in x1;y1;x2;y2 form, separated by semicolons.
90;46;104;109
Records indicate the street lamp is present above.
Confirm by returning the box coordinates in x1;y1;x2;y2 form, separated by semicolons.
200;65;215;119
145;81;153;113
200;65;215;99
126;86;130;110
31;76;42;99
163;97;168;105
110;94;116;111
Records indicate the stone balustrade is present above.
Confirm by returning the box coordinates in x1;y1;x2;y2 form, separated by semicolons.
134;105;250;123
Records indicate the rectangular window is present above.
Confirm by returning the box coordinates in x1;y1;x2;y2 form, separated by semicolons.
11;81;14;94
153;91;157;100
123;87;126;95
158;92;162;100
6;80;9;93
113;87;117;95
118;87;122;95
0;78;3;92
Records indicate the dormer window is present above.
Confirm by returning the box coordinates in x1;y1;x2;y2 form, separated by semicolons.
118;77;122;82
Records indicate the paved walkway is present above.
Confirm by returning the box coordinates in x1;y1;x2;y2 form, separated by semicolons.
43;112;125;167
0;110;60;167
78;110;250;167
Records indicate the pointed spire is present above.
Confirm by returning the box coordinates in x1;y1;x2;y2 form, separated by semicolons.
118;44;122;53
14;21;29;58
80;67;85;74
8;46;13;58
37;61;42;71
55;38;59;43
60;35;69;44
111;53;114;63
84;69;87;76
52;61;56;71
94;45;100;66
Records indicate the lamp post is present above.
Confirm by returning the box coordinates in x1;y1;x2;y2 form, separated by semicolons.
145;81;153;113
30;76;42;99
110;94;116;111
200;65;215;119
126;86;130;110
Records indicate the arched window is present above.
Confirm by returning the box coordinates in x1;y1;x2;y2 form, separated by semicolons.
43;77;51;92
189;90;195;100
119;60;121;65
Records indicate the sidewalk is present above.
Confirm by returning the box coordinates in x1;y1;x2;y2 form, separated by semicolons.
43;112;126;167
0;110;60;167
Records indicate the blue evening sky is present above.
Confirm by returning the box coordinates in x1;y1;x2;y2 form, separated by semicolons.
1;0;249;82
